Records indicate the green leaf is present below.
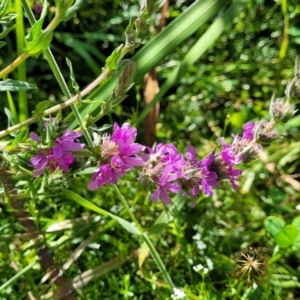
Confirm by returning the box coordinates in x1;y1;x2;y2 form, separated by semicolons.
292;216;300;230
63;0;84;21
0;24;16;39
0;0;10;20
4;107;15;128
274;225;299;249
63;189;141;235
0;261;36;292
33;100;52;118
291;233;300;252
66;57;80;93
25;0;48;42
139;194;186;268
286;115;300;128
68;0;234;128
5;129;28;150
136;0;247;125
25;30;53;56
0;41;6;49
264;216;285;237
105;44;124;71
0;79;38;91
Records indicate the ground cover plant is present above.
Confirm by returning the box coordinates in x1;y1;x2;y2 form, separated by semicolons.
0;0;300;299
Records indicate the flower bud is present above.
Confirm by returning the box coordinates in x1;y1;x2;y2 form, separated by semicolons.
271;98;295;122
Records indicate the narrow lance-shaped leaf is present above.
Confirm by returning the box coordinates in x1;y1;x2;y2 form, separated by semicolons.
25;0;48;42
0;79;38;91
66;57;80;94
63;0;84;21
0;24;16;39
63;189;141;236
136;0;247;125
68;0;232;129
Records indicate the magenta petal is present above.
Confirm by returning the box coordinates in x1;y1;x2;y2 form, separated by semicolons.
52;145;63;158
30;153;45;166
150;189;160;202
33;169;45;177
160;189;171;205
30;132;40;143
87;180;99;191
186;146;197;164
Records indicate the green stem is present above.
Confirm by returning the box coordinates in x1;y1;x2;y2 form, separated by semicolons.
0;153;33;176
15;0;28;122
233;281;245;300
0;261;36;292
0;68;110;139
113;184;175;290
143;233;175;290
0;52;29;79
21;0;94;147
6;90;18;121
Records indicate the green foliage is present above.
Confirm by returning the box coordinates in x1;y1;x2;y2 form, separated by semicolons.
0;79;37;91
0;0;300;299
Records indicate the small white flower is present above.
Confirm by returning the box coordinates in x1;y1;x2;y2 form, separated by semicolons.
196;240;207;250
192;233;202;240
203;267;209;274
205;257;214;270
296;204;300;211
193;264;204;272
171;287;186;299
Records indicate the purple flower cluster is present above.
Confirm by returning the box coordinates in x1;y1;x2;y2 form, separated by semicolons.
87;123;144;190
30;130;85;177
139;122;258;204
30;121;260;205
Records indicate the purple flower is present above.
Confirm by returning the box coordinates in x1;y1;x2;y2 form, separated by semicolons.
228;167;243;190
30;130;85;177
221;142;242;166
198;152;219;196
30;148;75;177
111;123;144;170
33;4;42;14
88;123;143;190
242;122;255;141
52;130;85;157
87;164;118;190
184;147;218;197
150;164;182;205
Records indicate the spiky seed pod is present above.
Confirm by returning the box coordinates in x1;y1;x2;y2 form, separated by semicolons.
233;247;268;286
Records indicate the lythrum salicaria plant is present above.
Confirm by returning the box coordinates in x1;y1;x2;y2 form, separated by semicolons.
0;0;300;299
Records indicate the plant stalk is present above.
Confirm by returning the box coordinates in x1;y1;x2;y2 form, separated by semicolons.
114;184;175;290
21;0;94;147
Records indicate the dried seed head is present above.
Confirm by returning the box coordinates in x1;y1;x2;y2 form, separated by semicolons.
233;247;268;285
